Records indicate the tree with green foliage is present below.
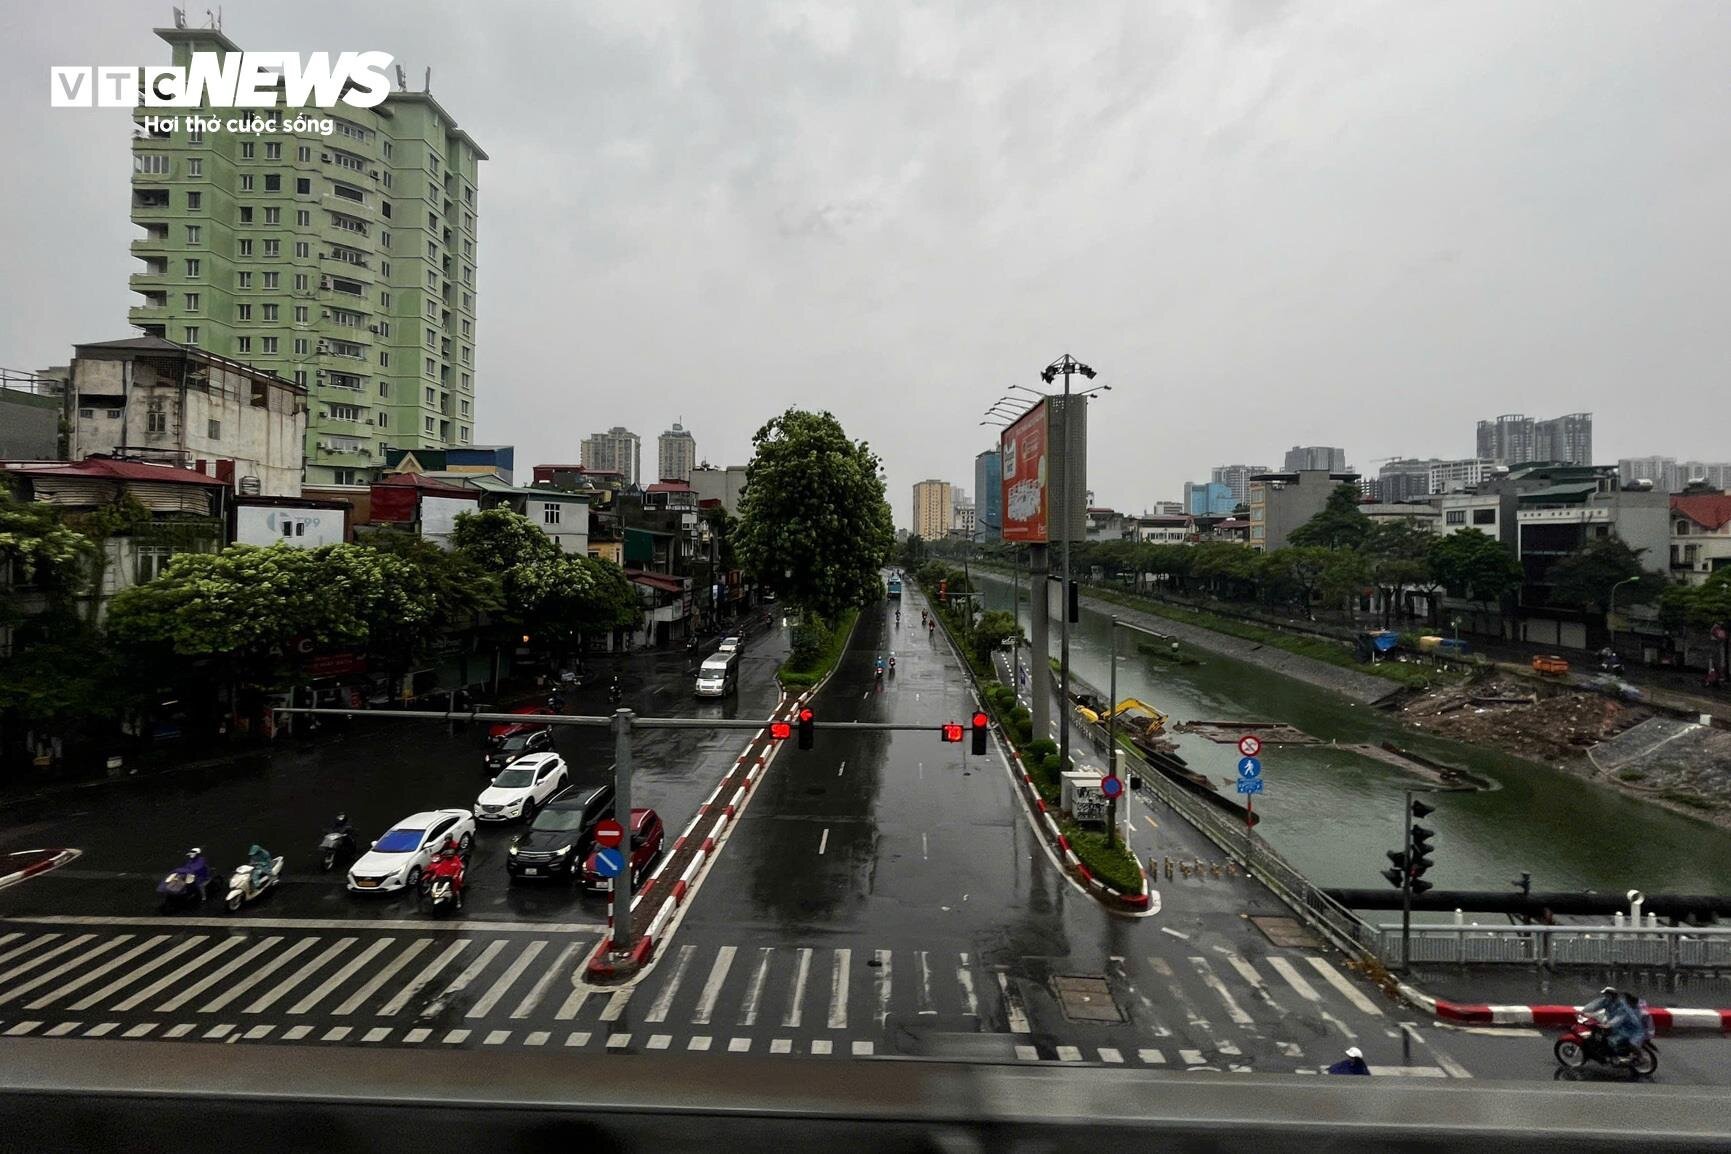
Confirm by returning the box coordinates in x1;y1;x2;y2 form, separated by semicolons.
1190;541;1259;598
359;532;503;682
1427;529;1523;628
971;609;1021;666
450;506;559;571
735;409;894;622
1546;536;1662;616
1287;484;1372;551
897;534;927;571
1661;571;1731;672
1364;520;1433;625
507;553;640;659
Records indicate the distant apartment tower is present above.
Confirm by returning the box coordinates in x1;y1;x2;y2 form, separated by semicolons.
1283;445;1347;472
1619;456;1681;493
582;426;642;486
1376;458;1441;504
953;499;977;539
1681;462;1731;490
912;479;952;540
126;23;486;487
1183;481;1236;516
657;422;696;483
1210;464;1272;507
1477;414;1538;465
1535;413;1592;466
974;450;1002;539
1428;458;1495;494
1249;469;1360;552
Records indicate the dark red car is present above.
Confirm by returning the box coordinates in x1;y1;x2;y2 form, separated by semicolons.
487;705;554;742
580;808;664;891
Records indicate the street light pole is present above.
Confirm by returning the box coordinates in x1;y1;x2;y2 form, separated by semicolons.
1040;355;1098;782
1609;576;1640;657
1107;615;1118;848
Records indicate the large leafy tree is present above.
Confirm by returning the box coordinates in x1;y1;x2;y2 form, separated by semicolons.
1661;571;1731;670
451;506;560;571
1547;536;1662;615
735;409;894;621
1427;528;1523;612
358;533;503;681
1287;484;1373;551
507;553;640;658
1364;520;1433;625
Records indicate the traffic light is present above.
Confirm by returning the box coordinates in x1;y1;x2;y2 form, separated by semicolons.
1384;796;1437;895
797;707;815;750
970;711;988;754
1068;579;1079;624
769;720;792;741
940;721;963;743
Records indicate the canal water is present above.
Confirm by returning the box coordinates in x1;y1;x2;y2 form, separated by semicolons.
977;573;1731;900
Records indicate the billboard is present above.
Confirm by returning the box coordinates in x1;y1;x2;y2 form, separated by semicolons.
1000;402;1049;542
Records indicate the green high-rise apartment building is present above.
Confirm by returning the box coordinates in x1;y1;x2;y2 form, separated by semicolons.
128;23;486;485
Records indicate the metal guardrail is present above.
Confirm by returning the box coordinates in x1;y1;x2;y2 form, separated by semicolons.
1378;923;1731;970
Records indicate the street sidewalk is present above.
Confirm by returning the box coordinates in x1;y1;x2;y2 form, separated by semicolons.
1404;960;1731;1010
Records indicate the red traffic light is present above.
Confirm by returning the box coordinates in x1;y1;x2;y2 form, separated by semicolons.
970;711;989;754
797;707;815;750
799;708;814;723
941;722;964;742
770;721;792;740
971;712;988;728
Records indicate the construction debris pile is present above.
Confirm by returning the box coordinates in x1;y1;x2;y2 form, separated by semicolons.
1398;675;1651;764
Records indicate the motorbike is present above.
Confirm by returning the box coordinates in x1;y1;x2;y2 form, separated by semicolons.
1554;1010;1658;1077
225;854;284;912
888;656;896;675
318;829;357;873
157;856;210;913
1597;649;1626;674
420;855;466;917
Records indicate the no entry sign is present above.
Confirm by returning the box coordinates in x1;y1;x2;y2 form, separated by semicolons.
593;819;624;849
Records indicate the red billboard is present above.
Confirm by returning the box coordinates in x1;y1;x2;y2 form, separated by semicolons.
1000;402;1048;543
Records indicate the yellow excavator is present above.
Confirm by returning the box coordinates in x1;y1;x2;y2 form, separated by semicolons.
1075;698;1167;737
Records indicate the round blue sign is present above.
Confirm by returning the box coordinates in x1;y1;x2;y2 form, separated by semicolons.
1099;775;1124;799
592;846;626;878
1237;756;1262;779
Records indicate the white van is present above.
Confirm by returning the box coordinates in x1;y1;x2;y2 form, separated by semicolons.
695;652;739;698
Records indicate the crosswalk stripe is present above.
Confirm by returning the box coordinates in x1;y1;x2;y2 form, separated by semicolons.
163;1023;194;1039
510;940;579;1019
1190;956;1255;1027
525;1030;550;1046
1400;1021;1472;1079
197;938;317;1014
645;945;696;1024
827;948;850;1029
204;1024;234;1039
1055;1045;1082;1062
1138;1048;1166;1064
605;1032;630;1049
997;972;1030;1034
363;1027;392;1043
688;1035;711;1051
739;948;772;1026
1180;1048;1205;1065
1221;951;1288;1016
851;1040;873;1056
647;1034;671;1050
484;1030;510;1045
956;953;979;1017
289;937;395;1015
420;940;503;1017
245;937;358;1014
85;1022;118;1037
321;1026;350;1042
599;987;632;1022
45;1022;82;1037
378;940;469;1017
728;1036;751;1053
282;1025;312;1041
783;947;812;1028
0;932;23;952
404;1028;431;1043
692;945;736;1026
158;937;283;1013
0;934;134;1006
1369;1066;1448;1077
122;1023;157;1038
242;1025;275;1040
334;938;433;1015
915;951;935;1015
565;1031;591;1047
873;949;893;1026
555;987;590;1021
70;936;210;1012
770;1038;792;1054
442;1029;470;1044
1305;957;1384;1017
0;933;61;968
2;1021;41;1036
1015;1044;1039;1061
810;1039;832;1055
1099;1047;1124;1063
0;934;96;987
1266;956;1321;1003
466;940;547;1019
113;936;251;1012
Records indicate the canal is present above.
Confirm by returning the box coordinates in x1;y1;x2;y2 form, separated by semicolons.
976;571;1731;901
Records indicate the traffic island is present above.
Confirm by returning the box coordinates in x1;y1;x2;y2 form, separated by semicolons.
1395;980;1731;1034
0;848;81;891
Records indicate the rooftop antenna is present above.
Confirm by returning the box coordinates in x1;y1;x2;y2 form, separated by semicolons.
395;64;406;91
172;7;186;29
424;66;432;91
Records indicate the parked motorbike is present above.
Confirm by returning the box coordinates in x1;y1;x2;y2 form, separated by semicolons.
318;829;357;873
1597;649;1626;674
419;853;466;917
225;854;284;912
157;853;210;913
1554;1010;1658;1077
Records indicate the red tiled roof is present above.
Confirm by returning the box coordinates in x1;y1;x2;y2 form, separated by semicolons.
1;457;227;487
646;481;694;493
373;474;478;497
626;570;684;593
1673;492;1731;531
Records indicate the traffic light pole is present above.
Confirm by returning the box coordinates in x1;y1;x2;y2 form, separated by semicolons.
611;709;633;956
1400;789;1414;972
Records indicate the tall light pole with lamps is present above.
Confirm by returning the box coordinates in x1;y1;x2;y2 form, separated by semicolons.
1608;575;1641;658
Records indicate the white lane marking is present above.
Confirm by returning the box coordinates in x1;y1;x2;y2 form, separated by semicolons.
1180;1048;1205;1065
688;1035;711;1051
838;760;846;777
1138;1048;1166;1064
483;1030;510;1045
1160;927;1189;941
1400;1021;1473;1079
289;937;396;1015
69;936;209;1012
525;1030;550;1046
729;1037;751;1053
1267;956;1322;1003
811;1039;832;1055
646;1034;671;1050
510;940;580;1020
555;987;590;1021
45;1022;82;1038
874;949;893;1027
918;762;923;780
740;947;773;1026
1440;1025;1542;1038
334;938;433;1016
420;940;505;1017
827;948;851;1029
1055;1045;1083;1062
320;1026;350;1042
114;936;251;1012
784;947;812;1028
119;1024;158;1040
0;931;22;952
282;1025;312;1041
85;1023;119;1038
1305;956;1384;1017
817;828;829;855
466;940;547;1019
852;1040;873;1056
922;833;928;860
997;972;1030;1034
1278;1040;1303;1057
1222;951;1288;1016
1190;956;1255;1027
157;937;283;1013
378;940;470;1017
599;987;632;1022
916;951;935;1015
0;934;135;1007
691;945;736;1026
441;1029;470;1044
363;1027;392;1043
243;1025;273;1041
0;933;62;968
244;937;358;1014
2;1022;41;1036
1370;1066;1448;1077
162;1023;194;1039
0;934;95;987
403;1028;431;1043
770;1038;792;1054
605;1033;631;1049
645;944;697;1024
956;955;980;1017
196;937;317;1014
1015;1044;1039;1061
8;915;602;933
565;1031;592;1047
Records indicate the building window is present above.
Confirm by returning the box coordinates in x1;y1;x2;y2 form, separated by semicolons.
296;209;311;227
425;327;437;348
185;224;201;244
296;178;311;195
135;546;178;585
147;409;167;433
294;241;310;258
377;412;389;429
184;326;199;345
264;174;281;192
264;142;282;160
207;419;221;440
264;207;281;225
241;142;255;160
1444;510;1466;525
262;303;279;322
427;240;438;260
236;337;251;353
237;304;252;320
263;271;279;289
78;407;94;418
425;387;436;405
239;206;254;224
294;370;307;387
282;520;295;538
424;357;435;377
186;158;203;178
261;336;277;354
426;271;438;290
263;239;280;258
542;504;561;526
460;318;471;336
134;153;168;174
1473;508;1497;525
297;145;312;162
377;321;390;337
188;125;203;144
424;416;436;434
183;292;199;310
237;272;252;289
238;239;253;257
240;175;254;192
380;230;391;249
379;291;390;307
459;427;470;444
331;468;358;485
330;404;362;422
459;399;470;417
186;190;202;210
294;274;308;291
382;140;393;159
294;306;309;323
379;351;390;368
461;345;471;365
460;373;470;391
293;338;308;355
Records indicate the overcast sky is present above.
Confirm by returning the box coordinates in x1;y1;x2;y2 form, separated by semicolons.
4;2;1728;525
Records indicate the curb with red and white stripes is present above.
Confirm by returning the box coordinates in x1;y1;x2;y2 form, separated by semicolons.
0;848;80;891
1396;981;1731;1034
1007;746;1152;911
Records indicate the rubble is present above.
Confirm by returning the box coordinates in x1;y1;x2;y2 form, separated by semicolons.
1399;675;1650;764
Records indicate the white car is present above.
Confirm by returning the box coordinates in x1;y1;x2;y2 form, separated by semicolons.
717;636;743;654
474;753;569;823
346;809;476;893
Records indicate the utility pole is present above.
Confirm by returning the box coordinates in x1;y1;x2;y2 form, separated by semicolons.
610;707;634;956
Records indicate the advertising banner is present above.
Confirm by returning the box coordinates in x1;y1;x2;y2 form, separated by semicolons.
1000;402;1048;543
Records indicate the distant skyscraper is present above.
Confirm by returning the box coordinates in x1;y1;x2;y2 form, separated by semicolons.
1534;413;1593;466
1376;458;1441;503
1183;481;1236;516
1476;414;1537;465
581;426;642;485
1680;461;1731;490
974;450;1002;538
657;422;696;482
1283;446;1347;472
912;479;952;539
1619;456;1680;492
1210;464;1273;506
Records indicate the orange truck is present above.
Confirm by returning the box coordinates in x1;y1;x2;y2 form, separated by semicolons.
1532;655;1570;677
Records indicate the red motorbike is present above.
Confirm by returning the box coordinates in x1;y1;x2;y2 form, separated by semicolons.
1554;1009;1658;1077
419;849;466;917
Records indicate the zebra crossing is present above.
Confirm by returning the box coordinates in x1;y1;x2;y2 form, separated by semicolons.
0;922;1456;1074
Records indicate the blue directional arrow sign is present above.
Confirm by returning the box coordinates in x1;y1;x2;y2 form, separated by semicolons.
1237;756;1262;780
592;847;625;878
1236;778;1264;795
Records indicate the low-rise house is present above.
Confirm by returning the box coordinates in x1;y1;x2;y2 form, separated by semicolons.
1670;491;1731;586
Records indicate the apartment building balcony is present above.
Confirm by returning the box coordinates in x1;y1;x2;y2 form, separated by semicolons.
127;302;169;326
129;267;168;290
130;234;169;256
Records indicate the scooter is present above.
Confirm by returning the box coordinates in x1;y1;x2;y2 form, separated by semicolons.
420;854;465;917
888;655;896;676
318;829;357;873
225;855;284;912
157;855;210;913
1554;1010;1658;1077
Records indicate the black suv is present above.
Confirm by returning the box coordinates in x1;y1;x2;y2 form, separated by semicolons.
484;727;554;773
506;781;616;881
